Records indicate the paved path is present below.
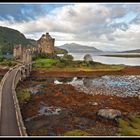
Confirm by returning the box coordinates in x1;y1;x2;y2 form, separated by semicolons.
0;69;20;136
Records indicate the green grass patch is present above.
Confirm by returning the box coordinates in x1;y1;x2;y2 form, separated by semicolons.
118;114;140;136
16;89;31;104
33;58;125;72
34;58;59;68
64;129;92;136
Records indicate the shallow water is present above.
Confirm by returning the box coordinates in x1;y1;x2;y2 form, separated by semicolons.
67;75;140;98
69;52;140;66
29;75;140;98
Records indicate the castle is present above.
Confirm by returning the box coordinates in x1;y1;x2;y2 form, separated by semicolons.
13;32;55;63
37;32;55;54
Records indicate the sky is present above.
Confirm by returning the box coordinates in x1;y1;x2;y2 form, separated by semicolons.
0;3;140;51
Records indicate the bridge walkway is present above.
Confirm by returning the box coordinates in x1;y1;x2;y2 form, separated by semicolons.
0;68;20;136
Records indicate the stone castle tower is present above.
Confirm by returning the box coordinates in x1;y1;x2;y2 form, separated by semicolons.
13;44;32;63
37;32;55;54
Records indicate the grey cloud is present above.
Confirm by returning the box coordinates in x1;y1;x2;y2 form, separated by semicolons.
1;3;140;51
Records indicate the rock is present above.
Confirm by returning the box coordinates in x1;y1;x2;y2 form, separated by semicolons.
28;84;44;94
28;87;39;94
92;102;98;106
38;106;62;116
97;109;121;119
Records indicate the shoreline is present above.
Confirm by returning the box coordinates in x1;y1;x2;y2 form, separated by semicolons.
101;54;140;58
31;66;140;78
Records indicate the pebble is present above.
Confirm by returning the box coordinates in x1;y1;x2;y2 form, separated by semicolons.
71;75;140;98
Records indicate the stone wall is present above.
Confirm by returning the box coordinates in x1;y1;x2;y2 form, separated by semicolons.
13;45;32;64
12;64;32;136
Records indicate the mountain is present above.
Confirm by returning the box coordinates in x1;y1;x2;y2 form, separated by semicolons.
0;26;31;54
54;47;68;54
120;49;140;53
0;26;67;55
57;43;102;53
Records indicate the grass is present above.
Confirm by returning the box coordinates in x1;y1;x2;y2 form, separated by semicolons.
16;89;31;104
33;58;125;72
0;58;17;67
34;58;59;68
64;129;91;136
118;114;140;136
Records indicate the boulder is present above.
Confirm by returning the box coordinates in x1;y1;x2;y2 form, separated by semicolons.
97;109;121;119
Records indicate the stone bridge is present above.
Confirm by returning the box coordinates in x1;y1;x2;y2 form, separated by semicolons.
0;62;32;136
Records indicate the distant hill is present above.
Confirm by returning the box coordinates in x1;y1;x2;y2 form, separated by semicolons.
54;47;68;54
120;49;140;53
57;43;102;53
0;26;31;54
0;26;67;55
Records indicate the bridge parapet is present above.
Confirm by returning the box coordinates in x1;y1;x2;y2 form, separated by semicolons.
0;63;32;136
11;63;32;136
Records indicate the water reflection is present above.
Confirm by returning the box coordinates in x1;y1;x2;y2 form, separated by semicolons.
30;75;140;98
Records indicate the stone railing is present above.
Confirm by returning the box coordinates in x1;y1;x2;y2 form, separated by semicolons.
0;64;30;136
12;65;29;136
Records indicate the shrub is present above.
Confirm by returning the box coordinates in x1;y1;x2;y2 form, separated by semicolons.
83;54;93;62
0;57;4;62
62;54;73;61
16;89;31;104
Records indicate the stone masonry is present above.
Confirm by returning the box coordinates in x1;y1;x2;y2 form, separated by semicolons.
37;32;55;54
13;44;32;64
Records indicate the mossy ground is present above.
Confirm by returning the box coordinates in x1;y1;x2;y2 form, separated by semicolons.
0;59;17;67
16;89;31;104
118;114;140;136
64;129;91;136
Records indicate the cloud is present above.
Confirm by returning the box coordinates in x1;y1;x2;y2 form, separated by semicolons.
0;3;140;51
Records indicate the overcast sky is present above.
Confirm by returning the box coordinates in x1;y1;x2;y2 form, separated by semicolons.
0;3;140;51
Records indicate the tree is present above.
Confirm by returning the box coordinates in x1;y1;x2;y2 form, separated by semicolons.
62;54;74;61
83;54;93;62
